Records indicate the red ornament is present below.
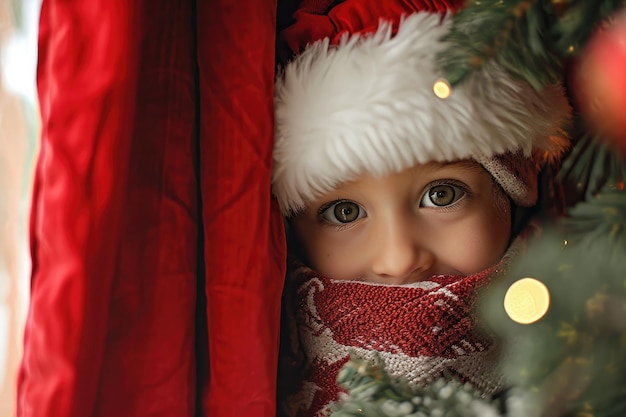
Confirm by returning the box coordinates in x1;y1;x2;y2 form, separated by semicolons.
574;11;626;153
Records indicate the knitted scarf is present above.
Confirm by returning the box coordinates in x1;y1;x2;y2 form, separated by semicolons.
278;261;512;417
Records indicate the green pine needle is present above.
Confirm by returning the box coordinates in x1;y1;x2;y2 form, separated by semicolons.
437;0;626;89
331;354;503;417
558;129;626;203
437;0;562;90
480;225;626;416
552;0;626;56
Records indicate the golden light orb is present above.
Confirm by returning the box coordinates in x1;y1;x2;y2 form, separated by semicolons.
504;277;550;324
433;79;452;99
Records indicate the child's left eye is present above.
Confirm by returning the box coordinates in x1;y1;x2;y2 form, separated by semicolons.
420;184;466;208
320;200;366;224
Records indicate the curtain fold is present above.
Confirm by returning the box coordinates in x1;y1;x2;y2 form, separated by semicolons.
18;1;285;416
19;1;139;416
93;1;199;415
196;1;285;415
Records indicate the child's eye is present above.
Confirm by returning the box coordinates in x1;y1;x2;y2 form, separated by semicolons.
420;184;466;207
320;200;366;224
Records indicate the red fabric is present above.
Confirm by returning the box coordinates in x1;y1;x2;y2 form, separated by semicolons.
93;2;199;415
309;272;494;357
280;0;466;56
19;2;140;416
196;1;285;415
18;1;285;416
280;265;502;417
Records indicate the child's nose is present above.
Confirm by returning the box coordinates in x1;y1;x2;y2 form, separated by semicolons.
370;220;434;282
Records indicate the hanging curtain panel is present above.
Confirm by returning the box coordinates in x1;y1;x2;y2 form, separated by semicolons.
18;1;285;416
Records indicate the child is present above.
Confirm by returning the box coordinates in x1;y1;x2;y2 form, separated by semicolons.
272;0;571;416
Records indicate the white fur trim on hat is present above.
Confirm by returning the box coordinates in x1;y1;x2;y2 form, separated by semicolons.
272;12;571;214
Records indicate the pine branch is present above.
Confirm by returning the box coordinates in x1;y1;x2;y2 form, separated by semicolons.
560;186;626;255
553;0;626;56
480;226;626;416
438;0;626;89
438;0;563;90
558;129;626;203
331;354;504;417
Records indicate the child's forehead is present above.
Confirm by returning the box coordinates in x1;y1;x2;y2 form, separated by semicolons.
351;159;485;184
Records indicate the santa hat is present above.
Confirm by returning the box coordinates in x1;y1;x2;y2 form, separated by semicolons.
272;0;571;215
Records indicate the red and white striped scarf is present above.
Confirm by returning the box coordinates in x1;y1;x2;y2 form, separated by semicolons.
279;263;508;417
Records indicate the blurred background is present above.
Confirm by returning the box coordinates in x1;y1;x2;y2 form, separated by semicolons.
0;0;40;415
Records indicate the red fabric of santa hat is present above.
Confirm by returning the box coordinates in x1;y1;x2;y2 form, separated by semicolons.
272;0;572;215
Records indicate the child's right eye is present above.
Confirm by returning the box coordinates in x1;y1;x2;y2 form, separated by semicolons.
319;200;366;224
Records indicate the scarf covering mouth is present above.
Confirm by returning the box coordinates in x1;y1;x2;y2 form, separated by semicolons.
279;265;507;417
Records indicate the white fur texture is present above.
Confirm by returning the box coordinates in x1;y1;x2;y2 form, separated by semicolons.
273;12;571;214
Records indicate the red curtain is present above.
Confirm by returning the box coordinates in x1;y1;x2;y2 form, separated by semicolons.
18;1;285;416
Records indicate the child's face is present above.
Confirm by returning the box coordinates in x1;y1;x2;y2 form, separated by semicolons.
291;160;512;285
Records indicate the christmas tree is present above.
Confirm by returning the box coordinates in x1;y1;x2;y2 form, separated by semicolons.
331;1;626;416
